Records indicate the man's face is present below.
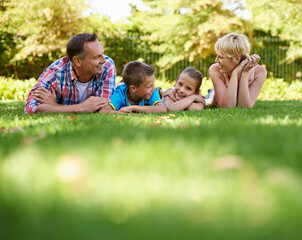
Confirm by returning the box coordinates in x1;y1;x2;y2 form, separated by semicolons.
80;40;106;77
134;74;156;100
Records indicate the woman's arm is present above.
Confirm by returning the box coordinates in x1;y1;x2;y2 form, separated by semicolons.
186;102;205;111
210;64;238;108
238;55;267;107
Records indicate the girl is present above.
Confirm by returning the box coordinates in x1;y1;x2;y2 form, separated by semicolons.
207;33;267;108
163;67;205;111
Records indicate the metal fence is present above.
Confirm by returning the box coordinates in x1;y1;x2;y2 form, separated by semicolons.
104;35;302;82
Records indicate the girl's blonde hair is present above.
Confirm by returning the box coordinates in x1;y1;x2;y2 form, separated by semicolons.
214;33;250;59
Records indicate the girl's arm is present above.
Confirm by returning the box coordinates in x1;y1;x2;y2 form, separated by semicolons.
238;55;267;107
163;93;203;111
186;102;205;111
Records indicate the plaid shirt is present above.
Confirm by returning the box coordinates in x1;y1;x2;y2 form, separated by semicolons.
24;56;116;114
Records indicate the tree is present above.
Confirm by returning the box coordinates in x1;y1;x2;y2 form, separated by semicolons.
245;0;302;62
128;0;244;70
0;0;89;78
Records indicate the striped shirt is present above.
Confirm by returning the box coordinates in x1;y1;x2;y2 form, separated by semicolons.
24;56;116;114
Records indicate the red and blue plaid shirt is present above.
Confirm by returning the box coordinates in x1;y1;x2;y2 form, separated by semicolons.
24;56;116;114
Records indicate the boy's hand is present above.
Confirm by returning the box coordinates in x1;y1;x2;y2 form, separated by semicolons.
163;87;177;101
119;106;134;113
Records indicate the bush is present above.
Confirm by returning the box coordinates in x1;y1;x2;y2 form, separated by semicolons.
0;76;301;101
0;77;36;100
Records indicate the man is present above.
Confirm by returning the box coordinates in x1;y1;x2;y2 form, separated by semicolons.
24;33;116;114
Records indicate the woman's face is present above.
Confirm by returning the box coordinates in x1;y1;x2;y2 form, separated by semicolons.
215;55;240;73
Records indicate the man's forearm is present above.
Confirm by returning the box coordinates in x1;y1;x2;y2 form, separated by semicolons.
35;103;85;113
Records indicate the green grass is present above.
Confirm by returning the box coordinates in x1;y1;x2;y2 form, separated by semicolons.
0;100;302;240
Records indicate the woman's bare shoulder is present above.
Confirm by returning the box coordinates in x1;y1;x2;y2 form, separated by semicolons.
254;64;267;78
209;63;219;73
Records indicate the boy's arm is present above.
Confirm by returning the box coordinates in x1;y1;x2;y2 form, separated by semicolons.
120;102;167;113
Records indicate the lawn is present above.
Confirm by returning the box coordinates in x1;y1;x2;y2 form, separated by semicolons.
0;100;302;240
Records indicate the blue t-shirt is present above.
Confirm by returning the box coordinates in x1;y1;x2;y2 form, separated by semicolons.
109;84;162;110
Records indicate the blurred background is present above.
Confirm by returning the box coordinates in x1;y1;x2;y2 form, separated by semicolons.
0;0;301;82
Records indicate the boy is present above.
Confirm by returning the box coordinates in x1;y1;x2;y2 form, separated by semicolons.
99;61;167;113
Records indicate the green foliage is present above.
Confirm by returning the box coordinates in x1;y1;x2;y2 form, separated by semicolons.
246;0;302;62
0;77;36;100
0;0;113;79
1;76;301;101
129;0;243;70
258;78;302;101
0;100;302;239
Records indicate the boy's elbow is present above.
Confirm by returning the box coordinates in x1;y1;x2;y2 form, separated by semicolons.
157;103;167;112
159;106;167;112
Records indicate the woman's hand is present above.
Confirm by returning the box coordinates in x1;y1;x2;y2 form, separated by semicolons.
232;58;249;76
242;54;261;73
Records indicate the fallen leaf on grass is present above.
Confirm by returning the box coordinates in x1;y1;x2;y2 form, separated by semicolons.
149;120;162;126
116;116;122;121
0;126;5;131
21;132;46;145
7;127;25;133
195;120;201;125
56;155;86;184
213;155;242;171
68;115;78;121
112;137;123;147
157;116;170;120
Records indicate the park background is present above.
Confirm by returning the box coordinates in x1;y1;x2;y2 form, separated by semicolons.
0;0;302;239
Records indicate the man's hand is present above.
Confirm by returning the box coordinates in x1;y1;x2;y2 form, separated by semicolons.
32;86;57;105
80;97;111;113
119;106;134;113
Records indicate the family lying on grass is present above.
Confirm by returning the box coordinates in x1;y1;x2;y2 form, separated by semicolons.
24;32;267;114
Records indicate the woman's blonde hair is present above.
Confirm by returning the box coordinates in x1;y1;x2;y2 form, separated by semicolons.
214;33;250;59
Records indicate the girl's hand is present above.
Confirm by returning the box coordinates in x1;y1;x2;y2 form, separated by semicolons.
242;54;261;73
193;93;206;106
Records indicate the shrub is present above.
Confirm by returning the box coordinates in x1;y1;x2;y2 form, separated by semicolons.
0;76;301;101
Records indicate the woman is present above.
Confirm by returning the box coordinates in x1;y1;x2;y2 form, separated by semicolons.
207;33;267;108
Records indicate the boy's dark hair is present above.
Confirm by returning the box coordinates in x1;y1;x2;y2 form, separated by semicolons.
122;61;155;87
67;33;98;62
177;67;203;92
